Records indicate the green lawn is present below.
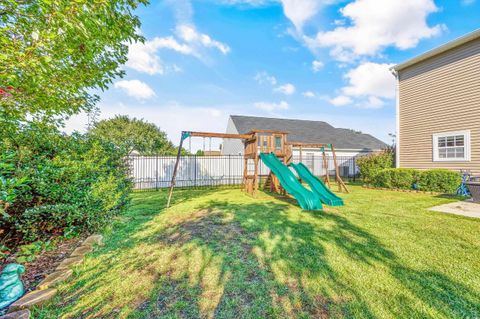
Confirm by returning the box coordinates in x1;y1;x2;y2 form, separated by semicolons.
33;186;480;319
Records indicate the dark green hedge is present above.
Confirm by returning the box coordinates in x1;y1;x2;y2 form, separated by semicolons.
417;169;462;194
356;150;395;183
372;168;461;194
373;168;418;189
1;123;132;244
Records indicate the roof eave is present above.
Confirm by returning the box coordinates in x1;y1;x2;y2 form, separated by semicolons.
391;28;480;72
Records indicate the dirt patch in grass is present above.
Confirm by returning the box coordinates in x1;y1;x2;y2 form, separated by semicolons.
159;209;245;243
150;209;274;318
137;276;203;319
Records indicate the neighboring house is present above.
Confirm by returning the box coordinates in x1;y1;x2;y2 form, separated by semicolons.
222;115;387;157
391;29;480;175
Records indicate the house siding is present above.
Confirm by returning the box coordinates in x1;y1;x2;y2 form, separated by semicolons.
222;117;244;155
398;37;480;175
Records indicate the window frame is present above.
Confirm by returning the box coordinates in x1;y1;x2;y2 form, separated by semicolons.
432;130;471;162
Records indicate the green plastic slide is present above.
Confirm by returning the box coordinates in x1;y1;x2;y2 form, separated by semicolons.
290;163;344;206
259;153;322;211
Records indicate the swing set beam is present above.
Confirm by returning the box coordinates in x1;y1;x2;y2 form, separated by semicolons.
166;131;254;208
188;131;253;140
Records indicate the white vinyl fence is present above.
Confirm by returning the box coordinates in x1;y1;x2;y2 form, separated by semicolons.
127;154;359;190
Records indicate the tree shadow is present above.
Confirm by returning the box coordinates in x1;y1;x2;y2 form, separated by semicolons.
192;198;480;318
31;188;220;319
391;266;480;318
129;208;278;318
32;189;480;319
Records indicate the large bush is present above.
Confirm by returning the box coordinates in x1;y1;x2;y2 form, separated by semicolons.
373;168;418;189
0;124;132;244
417;169;461;193
356;150;395;183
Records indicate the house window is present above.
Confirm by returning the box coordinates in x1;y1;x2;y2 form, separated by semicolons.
432;130;470;162
274;136;282;150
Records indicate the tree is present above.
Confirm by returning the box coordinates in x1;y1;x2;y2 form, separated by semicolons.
0;0;148;128
90;115;177;155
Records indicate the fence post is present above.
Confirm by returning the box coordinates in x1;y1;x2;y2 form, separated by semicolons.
230;155;232;186
194;155;197;187
312;154;315;175
353;157;356;182
155;154;159;190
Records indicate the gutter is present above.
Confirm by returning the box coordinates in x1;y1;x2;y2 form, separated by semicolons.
391;68;401;168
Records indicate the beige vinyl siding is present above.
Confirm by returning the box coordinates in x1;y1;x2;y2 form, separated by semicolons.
398;37;480;175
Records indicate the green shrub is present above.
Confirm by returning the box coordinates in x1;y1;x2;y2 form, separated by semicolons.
356;150;394;183
0;123;132;245
373;168;418;189
417;169;461;193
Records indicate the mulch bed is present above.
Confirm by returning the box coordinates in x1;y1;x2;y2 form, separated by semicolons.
1;236;86;292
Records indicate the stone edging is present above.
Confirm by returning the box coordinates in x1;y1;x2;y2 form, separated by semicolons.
2;235;103;318
362;185;442;195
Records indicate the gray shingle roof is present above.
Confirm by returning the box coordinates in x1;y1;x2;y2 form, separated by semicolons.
230;115;387;151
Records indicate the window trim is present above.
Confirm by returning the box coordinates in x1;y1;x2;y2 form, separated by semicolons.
432;130;471;162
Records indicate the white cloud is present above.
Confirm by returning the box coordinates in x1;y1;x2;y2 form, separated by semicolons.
306;0;444;60
312;60;324;72
125;25;229;74
254;71;277;85
462;0;475;5
303;91;315;98
254;101;289;111
150;36;194;54
126;41;164;75
274;83;296;95
329;95;352;106
361;96;385;109
255;72;296;96
114;80;156;100
342;62;395;99
126;37;194;75
280;0;330;31
328;62;396;108
176;25;230;55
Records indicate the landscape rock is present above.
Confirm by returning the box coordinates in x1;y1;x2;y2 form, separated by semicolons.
82;235;103;247
0;309;30;319
37;269;73;290
56;256;83;270
8;289;56;312
70;245;93;257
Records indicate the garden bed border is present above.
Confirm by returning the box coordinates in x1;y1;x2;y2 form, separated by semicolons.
1;235;103;318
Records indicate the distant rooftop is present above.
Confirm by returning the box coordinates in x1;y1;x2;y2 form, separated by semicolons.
230;115;387;151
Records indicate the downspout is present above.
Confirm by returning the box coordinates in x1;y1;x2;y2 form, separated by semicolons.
390;67;400;168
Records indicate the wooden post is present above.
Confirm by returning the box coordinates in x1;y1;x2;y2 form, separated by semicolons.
166;132;187;208
321;147;331;188
243;157;248;192
331;144;349;193
299;146;303;163
253;154;259;197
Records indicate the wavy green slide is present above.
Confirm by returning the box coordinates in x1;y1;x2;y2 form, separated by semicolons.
290;163;344;206
259;153;322;211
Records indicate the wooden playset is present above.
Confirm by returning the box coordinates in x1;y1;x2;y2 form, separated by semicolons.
166;130;349;209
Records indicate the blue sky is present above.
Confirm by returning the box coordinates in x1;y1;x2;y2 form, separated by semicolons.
67;0;480;151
